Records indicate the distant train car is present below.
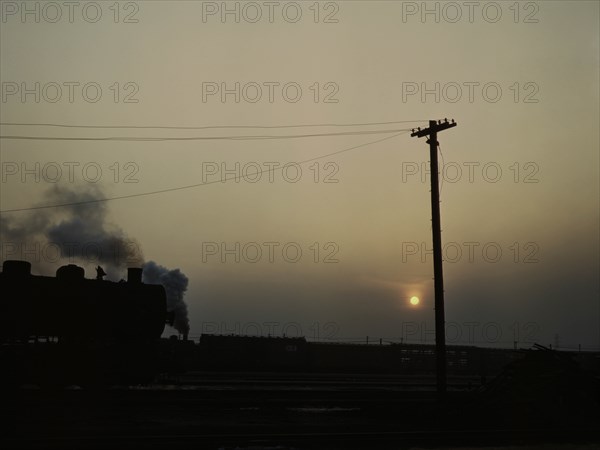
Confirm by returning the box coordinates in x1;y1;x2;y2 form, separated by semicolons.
198;334;308;371
0;260;170;386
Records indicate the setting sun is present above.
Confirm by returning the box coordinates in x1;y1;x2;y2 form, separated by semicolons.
410;296;420;306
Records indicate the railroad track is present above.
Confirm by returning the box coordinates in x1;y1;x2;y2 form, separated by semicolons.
2;372;598;450
3;427;600;450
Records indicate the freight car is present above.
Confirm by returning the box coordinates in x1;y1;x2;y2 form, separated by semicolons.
193;334;525;379
0;260;171;386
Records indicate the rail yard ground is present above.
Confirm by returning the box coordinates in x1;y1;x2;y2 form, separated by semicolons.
2;369;599;450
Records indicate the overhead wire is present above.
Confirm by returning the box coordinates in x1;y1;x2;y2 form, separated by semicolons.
0;119;428;131
438;143;445;197
0;128;413;142
0;130;411;213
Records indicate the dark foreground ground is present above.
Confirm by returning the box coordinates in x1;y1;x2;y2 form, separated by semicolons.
2;371;599;450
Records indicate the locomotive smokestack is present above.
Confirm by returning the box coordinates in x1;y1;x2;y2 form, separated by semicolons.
128;267;143;284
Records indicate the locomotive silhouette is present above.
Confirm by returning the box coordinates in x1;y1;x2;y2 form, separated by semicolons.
0;260;172;386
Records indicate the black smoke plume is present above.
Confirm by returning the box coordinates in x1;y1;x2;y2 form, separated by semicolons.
1;185;143;275
142;261;190;336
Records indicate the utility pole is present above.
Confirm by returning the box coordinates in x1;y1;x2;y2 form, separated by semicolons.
411;118;457;401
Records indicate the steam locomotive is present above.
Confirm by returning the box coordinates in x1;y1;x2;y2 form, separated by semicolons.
0;260;171;386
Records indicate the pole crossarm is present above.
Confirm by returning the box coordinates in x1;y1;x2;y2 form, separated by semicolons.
410;118;456;138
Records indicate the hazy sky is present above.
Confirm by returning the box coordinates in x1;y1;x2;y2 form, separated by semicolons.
1;1;598;349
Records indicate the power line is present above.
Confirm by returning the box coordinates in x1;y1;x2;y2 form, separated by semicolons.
0;130;410;213
0;119;428;131
438;143;445;197
0;128;412;142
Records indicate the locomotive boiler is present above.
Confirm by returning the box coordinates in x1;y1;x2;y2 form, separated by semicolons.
0;260;171;386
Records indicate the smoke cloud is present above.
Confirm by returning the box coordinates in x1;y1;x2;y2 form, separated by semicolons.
1;185;143;275
142;261;190;336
